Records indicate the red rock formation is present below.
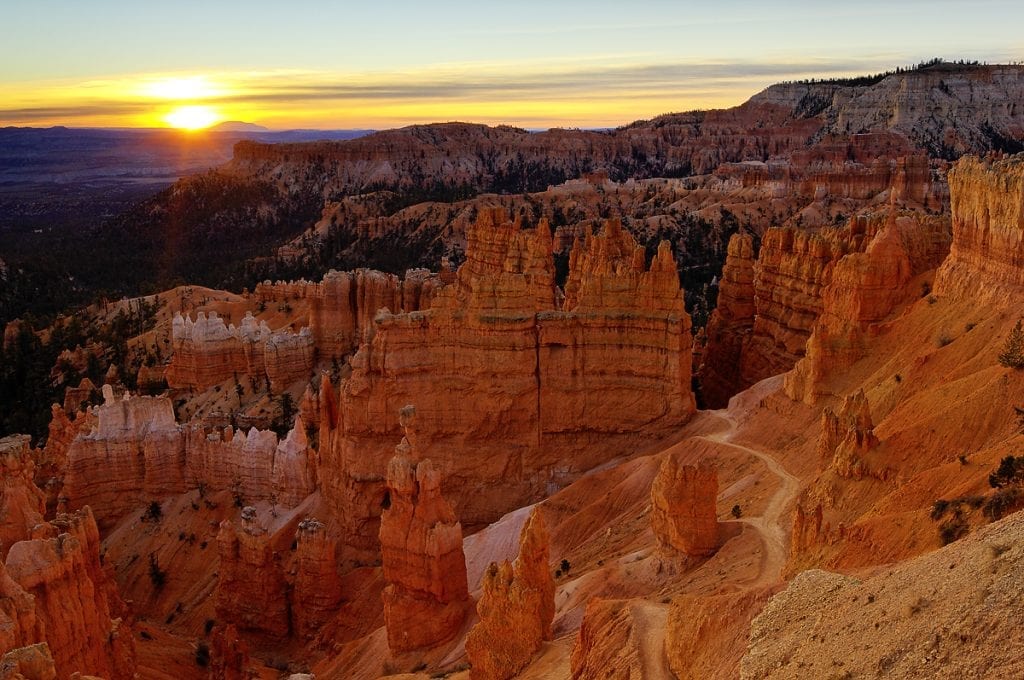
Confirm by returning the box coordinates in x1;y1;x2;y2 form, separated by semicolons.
570;598;643;680
322;209;695;555
700;233;756;407
741;225;854;385
0;436;45;559
62;385;315;528
4;507;135;680
214;506;290;639
209;624;249;680
785;225;913;403
0;559;44;657
650;455;719;557
290;518;343;640
0;644;57;680
185;419;316;508
815;389;879;477
665;588;773;680
62;388;186;528
61;378;96;415
304;268;440;360
167;311;315;391
935;154;1024;301
466;507;555;680
379;410;469;653
37;405;95;493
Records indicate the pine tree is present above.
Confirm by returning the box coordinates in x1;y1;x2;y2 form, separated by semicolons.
998;320;1024;369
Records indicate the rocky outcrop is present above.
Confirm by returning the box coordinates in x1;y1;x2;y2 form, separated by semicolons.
62;387;185;529
466;508;555;680
322;210;694;555
570;599;648;680
4;507;135;680
650;455;719;557
379;408;469;653
700;233;756;407
665;588;773;680
167;311;314;391
0;644;57;680
0;436;45;559
935;154;1024;301
63;387;315;527
0;559;43;657
741;226;855;385
784;224;913;403
187;419;316;507
214;506;290;639
303;268;440;360
209;624;249;680
815;389;879;477
291;518;343;640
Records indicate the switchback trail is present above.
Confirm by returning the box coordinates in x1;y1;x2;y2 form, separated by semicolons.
697;376;801;585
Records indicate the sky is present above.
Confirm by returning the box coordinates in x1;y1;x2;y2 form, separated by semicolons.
1;0;1022;130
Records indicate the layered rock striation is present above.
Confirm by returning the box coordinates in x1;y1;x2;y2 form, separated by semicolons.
935;154;1024;301
167;311;314;391
0;436;45;559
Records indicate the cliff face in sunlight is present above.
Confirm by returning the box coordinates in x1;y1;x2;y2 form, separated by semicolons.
318;208;695;558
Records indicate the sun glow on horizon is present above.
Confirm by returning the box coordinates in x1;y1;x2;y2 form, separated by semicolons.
165;104;220;130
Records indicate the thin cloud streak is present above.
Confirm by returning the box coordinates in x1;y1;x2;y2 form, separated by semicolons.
0;57;928;127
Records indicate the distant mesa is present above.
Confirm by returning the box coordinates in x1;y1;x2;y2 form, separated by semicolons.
209;120;270;133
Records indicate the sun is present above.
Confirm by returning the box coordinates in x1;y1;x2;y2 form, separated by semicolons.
165;105;219;130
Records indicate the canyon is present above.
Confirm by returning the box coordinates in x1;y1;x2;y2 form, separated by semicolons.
1;63;1023;680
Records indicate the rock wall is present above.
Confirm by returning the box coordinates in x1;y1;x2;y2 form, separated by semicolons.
303;268;440;361
650;455;719;557
466;508;554;680
0;436;45;559
570;599;646;680
167;311;314;392
63;390;315;528
62;387;186;529
214;507;290;639
784;223;915;403
378;412;469;653
291;518;343;640
705;207;949;405
321;209;695;556
935;154;1024;301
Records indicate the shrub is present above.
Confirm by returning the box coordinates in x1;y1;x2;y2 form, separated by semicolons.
731;504;743;518
983;487;1023;521
560;559;571;575
936;331;953;347
938;514;969;545
195;642;210;667
998;320;1024;369
142;501;162;523
930;499;950;520
148;554;167;589
989;455;1024;488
